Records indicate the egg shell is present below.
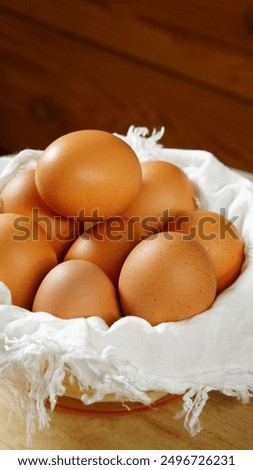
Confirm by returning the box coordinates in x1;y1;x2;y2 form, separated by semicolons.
64;217;159;286
171;210;245;293
35;130;142;219
0;169;79;261
121;160;196;227
118;231;217;325
32;259;121;326
0;213;57;309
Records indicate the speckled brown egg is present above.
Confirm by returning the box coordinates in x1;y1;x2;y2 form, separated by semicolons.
121;160;196;228
0;169;79;261
0;213;57;309
118;231;217;325
171;210;245;294
64;217;158;286
32;259;121;326
35;130;142;219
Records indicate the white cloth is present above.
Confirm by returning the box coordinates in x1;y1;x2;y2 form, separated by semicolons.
0;127;253;443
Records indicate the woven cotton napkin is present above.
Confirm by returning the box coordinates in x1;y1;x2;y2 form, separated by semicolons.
0;126;253;443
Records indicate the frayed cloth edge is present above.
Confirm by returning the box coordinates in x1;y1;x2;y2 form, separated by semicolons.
1;352;253;445
175;385;253;437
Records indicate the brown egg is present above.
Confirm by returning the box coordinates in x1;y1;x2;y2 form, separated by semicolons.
118;232;217;325
0;169;79;261
35;130;142;219
121;160;196;228
32;259;121;326
171;210;245;294
64;217;159;286
0;213;57;309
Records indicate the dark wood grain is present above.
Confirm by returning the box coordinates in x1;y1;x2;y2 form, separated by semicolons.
0;0;253;101
0;11;253;171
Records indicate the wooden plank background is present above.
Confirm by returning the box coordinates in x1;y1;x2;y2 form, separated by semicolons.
0;0;253;171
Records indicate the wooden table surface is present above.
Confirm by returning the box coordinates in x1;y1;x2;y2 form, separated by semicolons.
0;391;253;450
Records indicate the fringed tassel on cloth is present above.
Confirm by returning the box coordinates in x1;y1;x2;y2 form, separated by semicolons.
176;387;213;437
176;385;253;437
0;338;153;446
114;126;165;161
222;386;253;403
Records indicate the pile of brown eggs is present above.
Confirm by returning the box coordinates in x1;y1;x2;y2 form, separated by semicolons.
0;130;245;326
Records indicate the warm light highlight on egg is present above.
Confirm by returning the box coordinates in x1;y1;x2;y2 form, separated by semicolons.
0;213;57;309
119;231;217;325
171;210;245;293
122;160;196;228
0;169;78;260
32;259;121;326
64;217;159;285
35;130;142;219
